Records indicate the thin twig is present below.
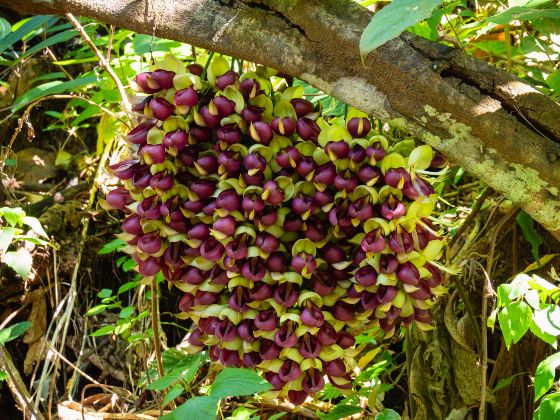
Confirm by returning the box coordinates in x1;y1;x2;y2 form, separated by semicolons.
151;276;165;378
405;328;416;418
66;13;131;113
0;346;44;420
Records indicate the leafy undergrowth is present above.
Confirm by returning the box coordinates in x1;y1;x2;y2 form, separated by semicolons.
0;1;559;419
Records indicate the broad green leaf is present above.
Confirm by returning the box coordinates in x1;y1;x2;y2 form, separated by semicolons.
533;305;560;338
162;384;184;407
146;365;188;391
360;0;444;59
0;227;16;253
529;319;558;347
2;247;33;279
226;406;258;420
22;216;48;238
19;29;77;61
546;71;560;93
487;6;560;25
509;0;553;6
0;15;54;55
97;288;113;299
534;352;560;401
98;238;126;255
90;325;115;337
0;207;25;226
534;393;560;420
86;304;107;316
12;76;98;112
498;301;532;349
318;405;363;420
268;413;287;420
119;306;135;319
516;211;542;262
376;408;401;420
30;72;67;83
0;18;11;40
160;396;219;420
0;321;31;344
118;280;139;294
209;368;271;399
0;370;8;381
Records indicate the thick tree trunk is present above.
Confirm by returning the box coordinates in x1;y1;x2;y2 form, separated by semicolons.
2;0;560;238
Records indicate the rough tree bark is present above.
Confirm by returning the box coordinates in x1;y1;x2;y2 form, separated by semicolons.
2;0;560;238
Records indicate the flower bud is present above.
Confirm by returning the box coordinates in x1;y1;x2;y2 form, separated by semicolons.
347;117;371;138
271;116;296;136
149;97;175;120
296;118;320;142
290;98;314;117
216;70;239;90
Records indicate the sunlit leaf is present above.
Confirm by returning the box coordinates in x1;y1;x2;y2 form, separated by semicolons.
498;301;532;349
209;368;271;399
2;247;33;279
360;0;444;60
160;396;219;420
534;352;560;401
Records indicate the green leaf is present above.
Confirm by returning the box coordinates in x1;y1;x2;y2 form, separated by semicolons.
119;306;135;319
532;305;560;338
487;6;560;25
22;216;48;238
509;0;553;6
98;238;126;255
12;76;98;112
268;413;287;420
516;211;542;262
90;325;115;337
498;301;532;349
2;247;33;279
0;321;31;344
360;0;444;59
546;70;560;94
118;281;139;295
97;288;113;299
162;384;184;407
0;207;25;226
375;409;401;420
209;368;272;399
0;18;11;40
19;29;77;61
160;396;219;420
146;366;186;391
0;370;8;381
529;318;558;346
534;393;560;420
493;372;525;392
318;405;363;420
86;304;107;316
0;15;54;55
0;227;16;253
30;72;67;84
534;352;560;401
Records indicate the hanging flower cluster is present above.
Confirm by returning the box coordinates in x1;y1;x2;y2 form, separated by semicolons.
104;54;447;404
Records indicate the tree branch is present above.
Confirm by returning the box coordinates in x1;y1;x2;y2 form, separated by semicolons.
2;0;560;238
